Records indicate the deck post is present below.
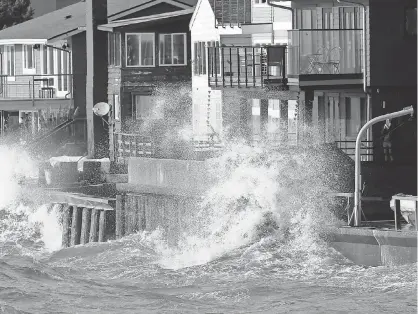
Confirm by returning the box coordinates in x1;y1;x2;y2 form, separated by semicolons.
116;194;125;239
98;210;106;242
89;209;99;242
61;204;71;248
70;206;82;246
80;207;91;244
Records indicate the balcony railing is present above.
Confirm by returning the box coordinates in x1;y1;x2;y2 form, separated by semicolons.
287;29;363;76
207;45;287;88
0;74;73;100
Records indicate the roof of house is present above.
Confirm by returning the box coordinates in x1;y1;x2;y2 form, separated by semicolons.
0;0;198;43
99;8;194;31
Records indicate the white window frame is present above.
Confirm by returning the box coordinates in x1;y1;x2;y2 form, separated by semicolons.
3;45;16;81
125;33;156;68
253;0;268;6
22;44;36;74
159;33;187;66
113;94;120;120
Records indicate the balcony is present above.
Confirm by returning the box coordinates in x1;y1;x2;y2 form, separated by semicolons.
0;74;73;104
207;45;288;89
287;29;363;78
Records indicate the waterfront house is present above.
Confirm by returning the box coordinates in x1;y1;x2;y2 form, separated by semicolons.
190;0;294;144
97;1;198;163
0;0;196;153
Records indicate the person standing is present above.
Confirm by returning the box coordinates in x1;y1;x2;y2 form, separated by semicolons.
381;119;394;162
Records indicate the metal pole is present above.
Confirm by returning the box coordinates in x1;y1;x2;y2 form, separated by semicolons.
353;106;414;226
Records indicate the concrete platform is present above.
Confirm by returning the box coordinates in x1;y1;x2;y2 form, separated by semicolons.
329;227;417;266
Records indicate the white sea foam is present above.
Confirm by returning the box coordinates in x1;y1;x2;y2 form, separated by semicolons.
156;142;344;270
0;146;63;255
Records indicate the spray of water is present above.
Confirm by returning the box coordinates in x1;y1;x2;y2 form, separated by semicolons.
0;145;63;256
154;140;349;270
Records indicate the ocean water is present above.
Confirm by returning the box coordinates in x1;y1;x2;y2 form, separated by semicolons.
0;144;416;314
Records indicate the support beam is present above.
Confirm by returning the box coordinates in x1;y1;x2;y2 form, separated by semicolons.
89;209;99;242
70;206;82;246
116;194;125;239
61;204;71;248
98;210;106;242
280;100;288;142
80;207;91;244
86;0;108;158
260;99;269;141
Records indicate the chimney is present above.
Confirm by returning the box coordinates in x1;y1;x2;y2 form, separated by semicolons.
86;0;108;158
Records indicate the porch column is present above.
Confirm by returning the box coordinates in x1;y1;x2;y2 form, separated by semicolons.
303;89;314;144
86;0;108;158
260;99;269;142
280;100;288;142
318;95;326;143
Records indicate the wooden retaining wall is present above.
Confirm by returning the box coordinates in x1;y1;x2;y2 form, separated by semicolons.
55;203;115;248
115;193;199;245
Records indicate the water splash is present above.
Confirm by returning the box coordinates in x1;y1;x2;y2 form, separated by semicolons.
0;145;63;256
156;142;348;270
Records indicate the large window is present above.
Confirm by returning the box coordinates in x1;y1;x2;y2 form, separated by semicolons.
23;44;35;72
133;95;158;120
3;45;15;77
126;33;155;67
42;45;55;75
339;7;362;29
108;33;121;66
322;8;333;29
159;33;187;66
194;41;206;75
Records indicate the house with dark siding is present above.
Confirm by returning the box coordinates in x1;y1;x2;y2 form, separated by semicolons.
97;2;198;163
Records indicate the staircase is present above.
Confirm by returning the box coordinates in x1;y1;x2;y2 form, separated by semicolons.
211;0;251;28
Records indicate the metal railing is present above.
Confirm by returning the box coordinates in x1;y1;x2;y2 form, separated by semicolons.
287;29;363;76
335;140;374;161
207;45;287;88
0;74;73;99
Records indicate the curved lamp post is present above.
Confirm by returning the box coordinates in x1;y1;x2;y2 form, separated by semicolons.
353;106;415;226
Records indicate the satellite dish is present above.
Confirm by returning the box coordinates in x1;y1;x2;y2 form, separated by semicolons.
93;102;110;117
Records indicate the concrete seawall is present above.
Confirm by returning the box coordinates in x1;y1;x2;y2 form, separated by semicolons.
329;227;417;266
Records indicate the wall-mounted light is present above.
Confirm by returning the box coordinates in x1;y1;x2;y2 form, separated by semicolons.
62;43;70;50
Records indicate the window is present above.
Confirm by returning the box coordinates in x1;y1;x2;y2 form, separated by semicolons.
159;33;187;66
23;44;35;71
108;33;121;66
133;95;157;120
194;41;206;75
113;94;120;120
126;33;155;67
322;8;333;29
405;7;417;36
42;45;55;75
254;0;267;5
3;45;15;77
295;9;317;29
339;7;361;29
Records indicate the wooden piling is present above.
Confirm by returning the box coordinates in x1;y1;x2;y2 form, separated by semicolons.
89;209;99;242
137;195;146;232
98;210;106;242
80;207;91;244
71;206;82;246
61;204;71;248
116;194;125;239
